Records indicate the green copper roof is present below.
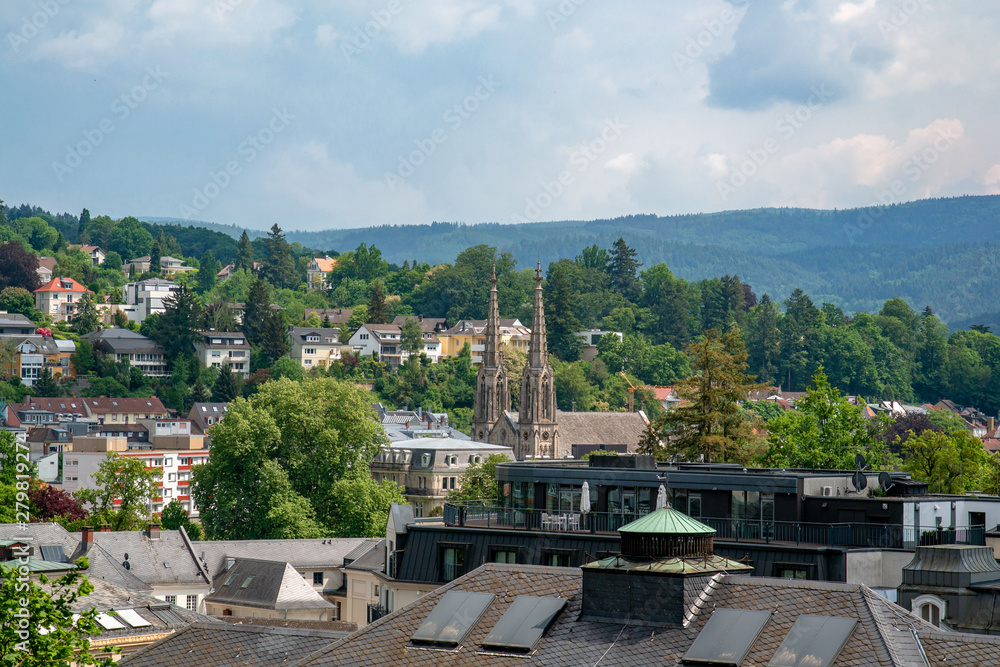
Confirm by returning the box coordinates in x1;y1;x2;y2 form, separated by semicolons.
0;558;77;573
582;553;751;575
618;507;715;535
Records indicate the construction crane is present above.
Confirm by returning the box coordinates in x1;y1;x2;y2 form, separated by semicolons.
619;371;672;412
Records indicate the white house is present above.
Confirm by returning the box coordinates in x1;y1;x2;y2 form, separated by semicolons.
122;278;181;323
192;331;250;377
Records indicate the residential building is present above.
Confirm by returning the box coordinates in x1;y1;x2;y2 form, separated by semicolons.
0;334;75;386
123;256;195;277
0;311;39;335
389;315;446;362
304;308;353;325
34;276;90;321
216;261;261;281
138;418;206;450
187;402;229;436
82;328;170;377
224;301;285;325
307;256;338;290
288;326;345;370
121;278;181;323
349;322;442;365
898;544;1000;632
372;403;462;442
370;437;513;517
68;244;106;265
36;256;56;283
573;328;621;361
438;317;530;363
80;396;170;424
341;540;386;626
471;265;647;458
204;558;338;621
193;331;250;377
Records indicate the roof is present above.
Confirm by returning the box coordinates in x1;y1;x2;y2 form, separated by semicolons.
120;622;349;667
195;537;372;573
390;316;447;332
386;436;511;452
34;276;89;293
205;558;335;611
310;257;338;272
8;397;89;416
82;328;164;353
187;402;230;433
36;256;58;271
69;529;210;588
618;506;715;535
304;308;353;324
289;327;341;344
0;312;35;327
293;563;993;667
342;539;386;573
555;410;649;448
82;396;168;415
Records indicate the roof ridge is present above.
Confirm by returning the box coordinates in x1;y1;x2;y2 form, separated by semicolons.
683;572;725;627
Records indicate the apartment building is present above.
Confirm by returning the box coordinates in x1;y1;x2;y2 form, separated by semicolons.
82;329;170;377
121;278;181;323
34;277;90;322
192;331;250;377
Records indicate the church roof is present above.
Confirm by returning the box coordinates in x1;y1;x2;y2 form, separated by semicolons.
555;410;648;448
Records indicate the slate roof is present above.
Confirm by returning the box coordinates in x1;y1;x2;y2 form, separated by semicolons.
187;402;229;434
556;410;649;448
291;563;1000;667
0;521;84;556
69;529;210;588
342;539;385;573
121;622;348;667
304;308;353;324
195;537;372;575
205;558;335;611
82;328;165;353
289;326;341;344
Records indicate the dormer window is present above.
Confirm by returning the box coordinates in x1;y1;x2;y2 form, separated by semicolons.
306;335;320;342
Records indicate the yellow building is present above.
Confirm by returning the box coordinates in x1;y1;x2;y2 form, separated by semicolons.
438;318;530;364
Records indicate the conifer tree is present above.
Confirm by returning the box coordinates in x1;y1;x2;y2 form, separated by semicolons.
259;310;289;363
367;280;386;324
197;250;221;294
33;367;61;397
261;224;297;289
242;278;270;346
212;361;241;403
608;237;641;301
235;230;255;272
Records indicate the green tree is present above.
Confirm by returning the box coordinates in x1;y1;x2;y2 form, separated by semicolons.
76;453;157;531
608;237;641;301
743;294;781;386
32;367;61;397
0;286;37;317
261;224;298;289
448;454;513;502
242;278;270;346
190;398;323;539
400;317;424;357
759;367;897;470
148;238;161;276
107;217;153;261
196;250;221;294
235;230;255;272
72;292;101;334
367;280;386;324
662;328;764;463
259;309;289;363
554;362;592;411
72;339;96;375
211;361;242;403
0;563;118;666
325;472;407;537
148;285;201;364
544;261;583;361
901;429;988;494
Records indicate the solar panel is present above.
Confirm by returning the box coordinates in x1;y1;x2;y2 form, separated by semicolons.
148;605;185;625
115;609;152;628
683;609;772;666
481;596;567;653
767;615;857;667
39;545;67;563
95;613;125;630
411;591;495;648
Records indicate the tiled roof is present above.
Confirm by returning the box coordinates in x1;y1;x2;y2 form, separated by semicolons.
195;537;372;574
35;276;89;293
82;328;165;353
311;257;338;272
9;397;89;416
37;256;58;271
82;396;168;414
69;529;209;588
304;308;353;324
555;410;649;448
121;622;348;667
292;564;989;667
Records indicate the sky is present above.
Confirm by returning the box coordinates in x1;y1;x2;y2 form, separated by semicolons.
1;0;999;231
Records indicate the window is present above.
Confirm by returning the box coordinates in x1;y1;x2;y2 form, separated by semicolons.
440;545;467;582
186;595;197;611
165;595;177;605
542;549;574;567
776;565;809;580
305;348;317;355
920;604;940;626
313;572;324;585
491;547;518;564
913;595;946;628
450;477;456;490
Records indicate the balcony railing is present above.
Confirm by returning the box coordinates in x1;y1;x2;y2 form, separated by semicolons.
442;502;986;550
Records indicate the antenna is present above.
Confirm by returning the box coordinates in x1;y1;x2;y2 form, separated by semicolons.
852;454;868;492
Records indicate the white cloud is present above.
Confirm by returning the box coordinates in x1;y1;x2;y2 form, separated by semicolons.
831;0;875;23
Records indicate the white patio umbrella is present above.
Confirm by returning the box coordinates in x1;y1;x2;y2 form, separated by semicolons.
580;481;591;514
655;484;668;510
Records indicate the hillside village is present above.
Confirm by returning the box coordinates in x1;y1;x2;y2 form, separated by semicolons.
7;208;1000;664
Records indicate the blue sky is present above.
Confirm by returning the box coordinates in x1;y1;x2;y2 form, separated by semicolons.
1;0;998;231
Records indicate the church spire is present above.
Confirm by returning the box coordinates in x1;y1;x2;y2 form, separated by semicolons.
518;261;557;459
528;262;547;368
471;264;509;443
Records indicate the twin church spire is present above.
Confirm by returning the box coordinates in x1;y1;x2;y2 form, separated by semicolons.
471;263;558;458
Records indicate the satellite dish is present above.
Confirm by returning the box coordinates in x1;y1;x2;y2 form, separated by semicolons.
123;553;129;561
879;472;894;491
124;561;131;570
852;471;868;492
854;453;867;470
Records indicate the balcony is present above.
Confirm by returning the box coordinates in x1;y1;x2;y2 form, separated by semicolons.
442;502;986;550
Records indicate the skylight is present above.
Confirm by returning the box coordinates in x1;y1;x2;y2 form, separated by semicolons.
766;615;857;667
95;613;125;630
481;596;566;653
241;576;255;588
683;609;772;666
115;609;151;628
224;574;236;586
411;591;494;648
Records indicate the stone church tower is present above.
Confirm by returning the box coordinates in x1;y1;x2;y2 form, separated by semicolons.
516;263;558;459
471;266;509;441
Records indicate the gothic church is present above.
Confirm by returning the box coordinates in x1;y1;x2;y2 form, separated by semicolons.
471;264;648;460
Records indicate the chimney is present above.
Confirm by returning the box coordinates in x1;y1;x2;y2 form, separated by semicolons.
81;526;94;550
146;523;161;540
990;417;996;433
98;524;111;532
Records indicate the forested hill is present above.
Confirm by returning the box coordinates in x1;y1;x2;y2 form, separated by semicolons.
145;195;1000;329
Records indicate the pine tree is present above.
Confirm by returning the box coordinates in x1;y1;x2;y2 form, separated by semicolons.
402;259;410;270
745;294;781;386
153;286;202;364
33;367;61;397
242;278;270;345
367;280;386;324
235;230;255;272
608;237;641;301
259;310;289;363
544;262;583;361
148;239;161;275
261;224;297;289
663;328;765;463
71;292;101;334
197;250;221;294
191;376;212;403
78;207;91;242
212;362;241;402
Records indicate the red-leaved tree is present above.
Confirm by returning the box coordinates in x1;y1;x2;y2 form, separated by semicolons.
30;483;87;523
